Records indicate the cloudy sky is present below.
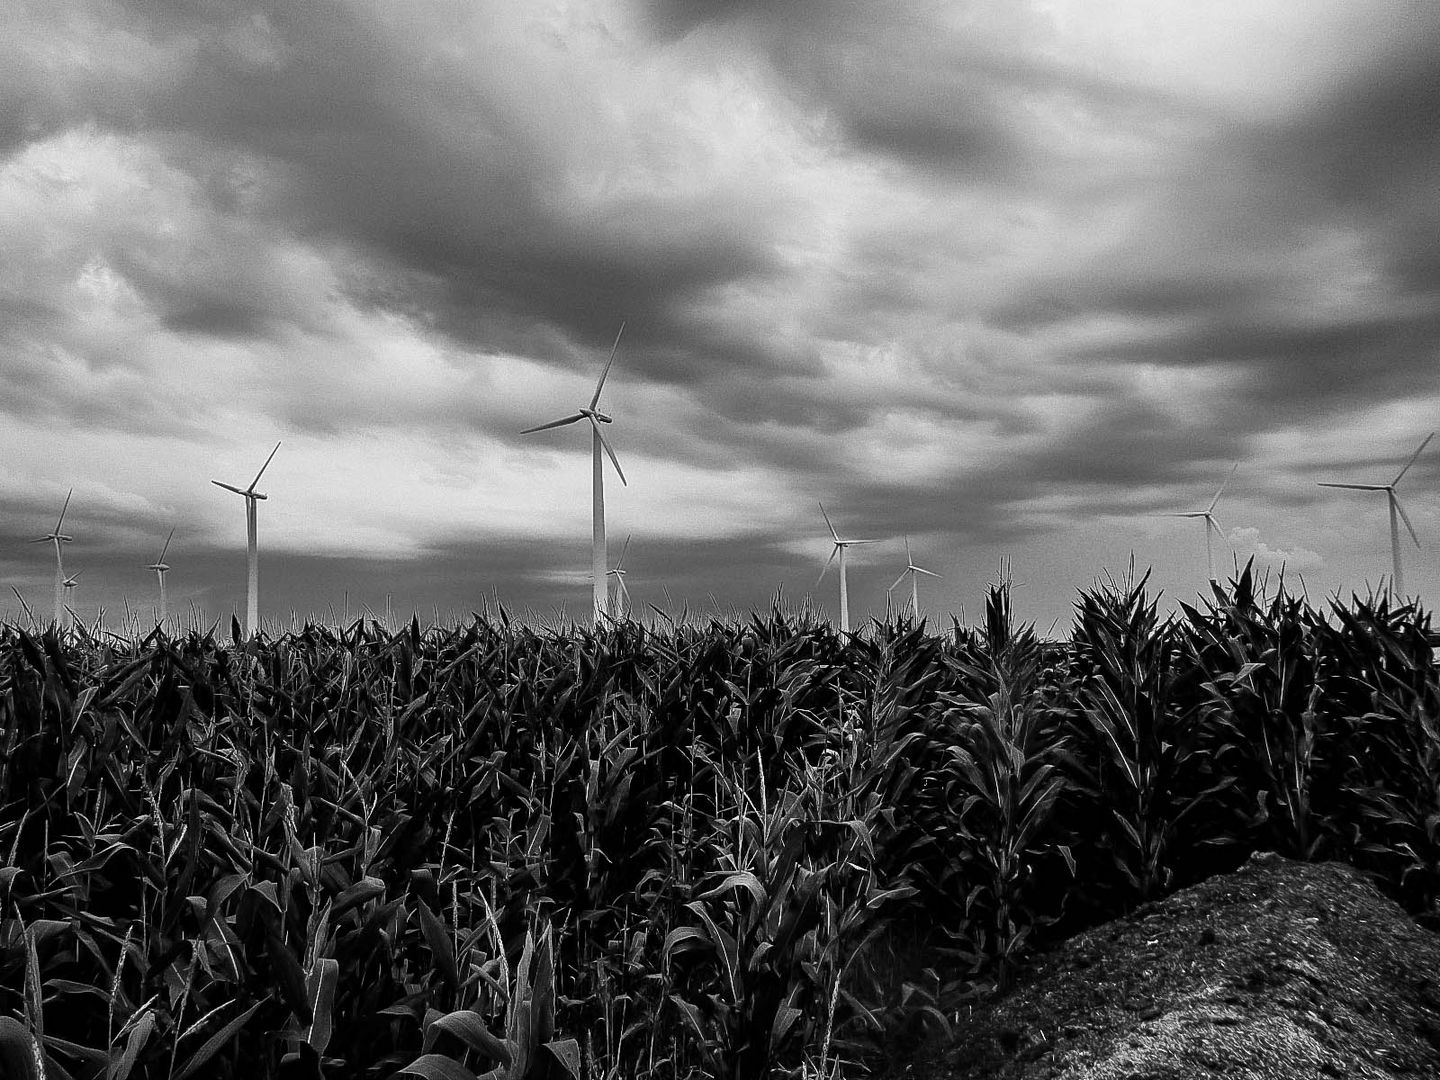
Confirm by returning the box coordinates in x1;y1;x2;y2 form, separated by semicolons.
4;0;1440;634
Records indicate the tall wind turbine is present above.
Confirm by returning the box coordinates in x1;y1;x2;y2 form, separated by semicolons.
888;536;941;619
607;534;632;619
817;503;880;634
1318;431;1434;599
212;441;281;638
1166;463;1238;583
521;324;627;622
147;528;175;624
31;489;73;627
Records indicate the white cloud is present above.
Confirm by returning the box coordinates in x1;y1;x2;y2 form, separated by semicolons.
1227;526;1324;573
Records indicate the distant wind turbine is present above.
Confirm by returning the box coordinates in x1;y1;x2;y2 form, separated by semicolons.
1165;463;1238;582
1318;431;1434;599
62;571;80;631
817;503;880;634
521;324;627;622
31;489;73;626
147;528;175;624
888;536;941;619
212;441;281;638
607;534;632;618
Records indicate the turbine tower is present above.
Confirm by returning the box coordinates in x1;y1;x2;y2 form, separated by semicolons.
817;502;880;634
212;441;281;638
31;489;73;627
147;528;175;625
1166;463;1238;582
1318;431;1434;599
888;536;940;619
521;324;627;623
607;534;632;619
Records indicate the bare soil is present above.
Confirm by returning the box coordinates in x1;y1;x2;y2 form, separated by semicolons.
883;851;1440;1079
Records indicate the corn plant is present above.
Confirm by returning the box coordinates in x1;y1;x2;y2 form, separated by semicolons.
1180;565;1328;862
2;587;1440;1078
930;584;1073;990
1063;571;1222;907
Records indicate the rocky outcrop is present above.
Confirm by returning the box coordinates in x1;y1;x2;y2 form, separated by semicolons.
898;852;1440;1079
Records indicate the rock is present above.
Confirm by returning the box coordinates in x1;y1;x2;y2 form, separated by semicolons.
892;851;1440;1079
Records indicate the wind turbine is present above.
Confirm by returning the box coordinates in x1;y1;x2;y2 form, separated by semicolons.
888;536;941;619
212;441;281;638
31;489;73;626
1165;463;1237;583
146;528;175;624
62;571;80;631
607;534;632;619
817;503;880;634
521;324;627;623
1318;431;1434;599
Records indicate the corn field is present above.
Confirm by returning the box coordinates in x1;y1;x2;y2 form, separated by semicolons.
2;562;1439;1079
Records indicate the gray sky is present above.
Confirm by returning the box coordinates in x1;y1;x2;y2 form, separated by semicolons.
4;0;1440;633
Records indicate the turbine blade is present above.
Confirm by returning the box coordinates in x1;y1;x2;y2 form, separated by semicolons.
817;545;838;586
158;527;174;564
55;488;72;533
1393;431;1436;486
1207;461;1239;512
1394;493;1422;548
589;322;625;410
1207;515;1227;541
1316;482;1387;490
521;413;586;434
211;480;250;496
889;570;909;593
1165;512;1205;518
848;538;882;545
592;419;627;485
249;441;281;492
904;536;913;562
915;566;941;578
818;503;839;541
616;534;631;571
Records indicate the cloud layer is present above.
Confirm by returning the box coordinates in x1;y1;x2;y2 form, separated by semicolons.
4;0;1440;630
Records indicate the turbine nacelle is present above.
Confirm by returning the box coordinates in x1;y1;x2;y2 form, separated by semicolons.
1165;510;1227;539
211;441;281;500
146;529;175;574
35;488;76;546
889;537;941;594
211;480;268;500
816;502;880;585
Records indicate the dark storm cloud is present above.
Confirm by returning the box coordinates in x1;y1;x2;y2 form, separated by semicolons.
1091;310;1440;407
639;0;823;40
645;0;1206;181
1268;37;1440;210
1251;38;1440;313
981;24;1440;459
6;3;790;380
